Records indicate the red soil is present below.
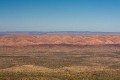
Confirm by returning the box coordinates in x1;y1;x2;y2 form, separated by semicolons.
0;34;120;46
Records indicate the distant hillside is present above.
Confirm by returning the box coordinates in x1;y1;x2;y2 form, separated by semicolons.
0;31;120;36
0;34;120;46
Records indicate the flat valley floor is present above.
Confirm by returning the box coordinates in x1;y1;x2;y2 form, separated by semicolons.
0;45;120;80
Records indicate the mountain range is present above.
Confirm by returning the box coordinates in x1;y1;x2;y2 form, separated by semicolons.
0;33;120;46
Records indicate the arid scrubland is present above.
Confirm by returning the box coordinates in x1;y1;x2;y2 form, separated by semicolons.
0;34;120;80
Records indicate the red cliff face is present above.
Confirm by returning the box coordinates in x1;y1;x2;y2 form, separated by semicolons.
0;34;120;46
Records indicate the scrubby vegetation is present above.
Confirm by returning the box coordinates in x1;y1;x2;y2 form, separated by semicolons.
0;44;120;80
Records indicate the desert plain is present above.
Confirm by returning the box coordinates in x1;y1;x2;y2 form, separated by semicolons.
0;34;120;80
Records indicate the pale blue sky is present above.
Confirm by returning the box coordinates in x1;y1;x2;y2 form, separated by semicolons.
0;0;120;32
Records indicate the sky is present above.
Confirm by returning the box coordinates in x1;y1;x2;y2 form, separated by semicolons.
0;0;120;32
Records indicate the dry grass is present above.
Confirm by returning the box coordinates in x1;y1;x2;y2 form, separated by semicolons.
0;45;120;80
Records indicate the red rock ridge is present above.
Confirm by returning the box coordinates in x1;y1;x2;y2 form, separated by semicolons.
0;34;120;46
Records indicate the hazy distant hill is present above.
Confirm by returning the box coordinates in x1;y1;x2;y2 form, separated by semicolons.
0;31;120;36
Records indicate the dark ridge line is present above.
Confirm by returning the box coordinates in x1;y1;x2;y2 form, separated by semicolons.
0;44;120;48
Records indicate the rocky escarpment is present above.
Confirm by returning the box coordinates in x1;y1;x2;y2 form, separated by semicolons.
0;34;120;46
